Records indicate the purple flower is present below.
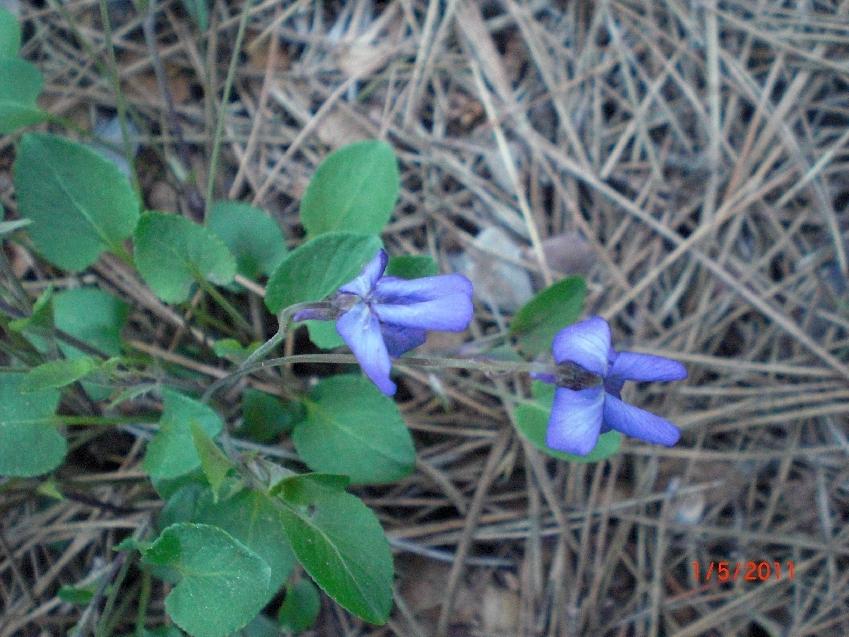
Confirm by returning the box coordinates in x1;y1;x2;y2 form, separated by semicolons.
539;316;687;456
301;249;473;396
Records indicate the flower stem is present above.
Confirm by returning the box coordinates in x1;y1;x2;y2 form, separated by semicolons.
205;352;557;396
201;302;331;403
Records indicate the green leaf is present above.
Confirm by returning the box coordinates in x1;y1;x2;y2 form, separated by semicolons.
278;578;320;633
239;389;300;443
36;478;64;500
265;232;382;313
20;356;99;393
139;628;185;637
510;276;586;356
194;487;296;600
0;9;21;58
211;338;259;362
273;475;393;624
271;473;350;496
53;287;128;358
53;287;129;401
190;422;233;501
9;286;54;351
208;201;287;279
180;0;208;30
294;375;415;484
513;381;622;463
57;584;95;605
385;254;438;279
0;59;46;134
0;373;64;477
134;212;237;303
14;133;140;270
158;480;207;531
144;389;224;480
235;615;281;637
143;523;271;637
305;320;343;350
300;140;399;237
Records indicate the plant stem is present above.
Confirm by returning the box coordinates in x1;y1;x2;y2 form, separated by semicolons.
97;0;142;196
197;278;253;333
135;569;152;637
111;242;135;267
204;350;557;403
262;353;555;376
204;0;254;218
201;302;329;402
54;415;156;426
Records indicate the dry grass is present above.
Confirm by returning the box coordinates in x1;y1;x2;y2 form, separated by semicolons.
2;0;849;635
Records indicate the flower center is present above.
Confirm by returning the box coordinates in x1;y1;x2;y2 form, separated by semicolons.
555;361;601;391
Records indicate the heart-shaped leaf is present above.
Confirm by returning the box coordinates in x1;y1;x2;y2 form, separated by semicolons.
193;487;296;600
144;389;224;480
0;373;64;477
0;59;46;133
53;287;128;358
14;134;139;270
134;212;236;303
143;523;271;637
208;201;286;279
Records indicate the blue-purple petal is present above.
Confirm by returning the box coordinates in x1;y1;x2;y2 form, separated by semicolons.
551;316;611;376
339;249;388;297
374;273;472;304
372;292;473;332
608;351;687;383
602;394;680;446
545;386;605;455
335;302;396;395
380;324;427;357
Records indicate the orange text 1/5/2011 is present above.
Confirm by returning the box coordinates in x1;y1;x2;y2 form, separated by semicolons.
692;560;795;584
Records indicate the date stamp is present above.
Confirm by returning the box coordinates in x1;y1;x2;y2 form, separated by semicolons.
692;560;795;584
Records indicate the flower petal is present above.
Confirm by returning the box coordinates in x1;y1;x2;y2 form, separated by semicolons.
335;302;395;395
551;316;611;376
380;324;427;357
545;386;605;455
338;249;388;297
372;292;473;332
608;351;687;383
374;273;473;304
603;394;681;446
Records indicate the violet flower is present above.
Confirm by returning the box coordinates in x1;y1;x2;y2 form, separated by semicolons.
538;316;687;456
298;249;473;395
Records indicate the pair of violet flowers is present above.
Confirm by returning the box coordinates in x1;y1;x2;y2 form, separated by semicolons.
303;249;687;456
